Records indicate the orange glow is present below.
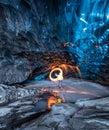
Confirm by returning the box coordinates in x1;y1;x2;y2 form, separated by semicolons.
47;96;59;109
40;87;96;107
41;88;94;96
49;64;81;81
49;68;63;82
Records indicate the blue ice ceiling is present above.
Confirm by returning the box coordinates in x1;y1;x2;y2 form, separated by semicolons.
58;0;109;79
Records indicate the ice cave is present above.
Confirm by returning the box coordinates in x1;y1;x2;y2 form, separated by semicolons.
0;0;109;130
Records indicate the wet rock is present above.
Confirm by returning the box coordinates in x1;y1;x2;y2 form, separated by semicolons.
16;103;79;130
0;84;35;105
0;100;35;130
16;98;109;130
71;108;109;130
0;107;13;129
0;84;37;130
76;97;109;108
71;96;109;130
24;79;109;103
0;79;109;130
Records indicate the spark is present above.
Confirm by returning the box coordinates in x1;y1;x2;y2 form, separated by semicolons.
49;64;81;78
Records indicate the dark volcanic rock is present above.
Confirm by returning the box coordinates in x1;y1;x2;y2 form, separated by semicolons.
72;108;109;130
0;56;31;84
0;80;109;130
72;98;109;130
0;83;38;130
0;84;35;105
16;103;79;130
15;101;109;130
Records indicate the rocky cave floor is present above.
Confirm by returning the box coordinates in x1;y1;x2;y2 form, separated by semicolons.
0;79;109;130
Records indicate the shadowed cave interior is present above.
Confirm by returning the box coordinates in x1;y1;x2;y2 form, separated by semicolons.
0;0;109;130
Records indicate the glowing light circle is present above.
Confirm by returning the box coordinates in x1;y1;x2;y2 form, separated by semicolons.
49;68;63;82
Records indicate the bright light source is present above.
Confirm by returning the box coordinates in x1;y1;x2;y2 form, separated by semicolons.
80;18;88;24
81;13;85;16
107;15;109;19
49;68;63;82
83;27;87;32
